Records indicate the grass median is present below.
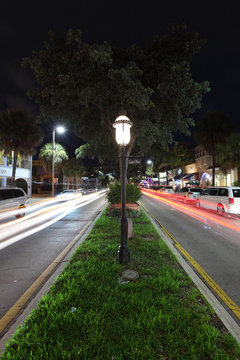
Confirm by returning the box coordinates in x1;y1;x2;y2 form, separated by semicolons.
1;208;240;359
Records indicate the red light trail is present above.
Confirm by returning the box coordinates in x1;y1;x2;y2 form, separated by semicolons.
142;189;240;233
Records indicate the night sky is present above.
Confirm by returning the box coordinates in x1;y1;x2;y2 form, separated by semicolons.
1;1;239;154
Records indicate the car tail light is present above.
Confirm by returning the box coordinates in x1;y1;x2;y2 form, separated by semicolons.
188;192;193;195
229;198;234;205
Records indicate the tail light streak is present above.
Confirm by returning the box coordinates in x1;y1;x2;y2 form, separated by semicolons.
142;189;240;233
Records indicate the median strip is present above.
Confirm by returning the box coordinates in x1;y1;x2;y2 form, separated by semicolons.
1;207;240;359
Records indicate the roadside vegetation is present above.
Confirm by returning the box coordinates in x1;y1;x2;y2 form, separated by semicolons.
1;208;240;359
106;182;142;203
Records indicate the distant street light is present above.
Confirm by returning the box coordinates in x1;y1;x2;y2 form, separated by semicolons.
52;126;65;197
147;159;153;183
113;115;132;265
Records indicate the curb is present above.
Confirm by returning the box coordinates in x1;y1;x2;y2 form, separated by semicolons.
140;203;240;346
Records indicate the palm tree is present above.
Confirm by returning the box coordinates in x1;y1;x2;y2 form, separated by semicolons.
63;158;87;188
39;143;68;176
217;133;240;186
154;142;194;184
194;111;233;186
0;109;43;185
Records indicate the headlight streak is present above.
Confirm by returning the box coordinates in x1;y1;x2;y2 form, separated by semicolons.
142;189;240;233
0;191;106;228
0;191;106;251
0;198;60;222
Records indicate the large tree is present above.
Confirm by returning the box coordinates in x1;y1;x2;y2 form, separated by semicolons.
0;109;43;184
147;141;194;184
63;158;87;178
194;111;233;186
22;24;210;171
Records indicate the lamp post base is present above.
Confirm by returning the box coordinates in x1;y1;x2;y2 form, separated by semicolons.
118;245;130;265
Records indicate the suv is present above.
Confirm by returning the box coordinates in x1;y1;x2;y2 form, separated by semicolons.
0;187;28;218
195;186;240;216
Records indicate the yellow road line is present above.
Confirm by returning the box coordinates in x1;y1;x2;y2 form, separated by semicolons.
0;221;92;335
139;201;240;320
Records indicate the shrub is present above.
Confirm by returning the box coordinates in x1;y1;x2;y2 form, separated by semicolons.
106;182;142;203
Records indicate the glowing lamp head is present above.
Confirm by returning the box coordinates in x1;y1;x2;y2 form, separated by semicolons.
56;126;65;134
113;115;132;146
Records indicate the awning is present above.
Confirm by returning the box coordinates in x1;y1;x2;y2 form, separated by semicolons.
206;166;219;170
174;174;182;179
182;172;197;179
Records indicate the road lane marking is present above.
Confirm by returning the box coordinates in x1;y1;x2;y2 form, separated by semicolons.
139;201;240;321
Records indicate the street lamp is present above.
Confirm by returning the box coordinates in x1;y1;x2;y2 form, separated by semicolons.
147;160;153;185
113;115;132;265
52;126;65;197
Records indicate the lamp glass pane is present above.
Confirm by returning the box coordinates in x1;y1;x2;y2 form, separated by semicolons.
115;123;131;145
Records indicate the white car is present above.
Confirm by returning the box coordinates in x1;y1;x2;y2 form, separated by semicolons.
195;186;240;216
175;187;204;204
56;189;82;201
158;186;175;197
0;187;28;218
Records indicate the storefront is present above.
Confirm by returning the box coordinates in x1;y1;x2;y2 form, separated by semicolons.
0;151;32;195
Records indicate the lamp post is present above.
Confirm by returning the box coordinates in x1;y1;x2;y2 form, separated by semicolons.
113;115;132;265
52;126;65;197
147;160;153;185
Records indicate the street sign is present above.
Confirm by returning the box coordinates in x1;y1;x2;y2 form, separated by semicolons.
128;159;141;165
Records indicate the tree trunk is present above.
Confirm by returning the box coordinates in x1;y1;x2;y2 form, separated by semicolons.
212;153;216;186
11;151;18;186
237;168;240;186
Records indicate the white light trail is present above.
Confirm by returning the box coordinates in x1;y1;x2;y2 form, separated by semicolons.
0;191;106;251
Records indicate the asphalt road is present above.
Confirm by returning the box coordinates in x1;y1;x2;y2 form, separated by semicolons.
140;191;240;322
0;192;107;321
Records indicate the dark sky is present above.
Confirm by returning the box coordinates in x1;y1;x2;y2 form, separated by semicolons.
1;1;240;153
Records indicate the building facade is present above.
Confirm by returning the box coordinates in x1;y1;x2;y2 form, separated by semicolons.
194;145;237;186
155;145;238;188
0;151;32;196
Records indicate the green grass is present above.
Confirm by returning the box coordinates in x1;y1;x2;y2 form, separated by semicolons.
1;209;240;359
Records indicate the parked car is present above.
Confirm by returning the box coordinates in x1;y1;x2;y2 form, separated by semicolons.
175;187;204;204
56;189;82;201
87;187;97;193
78;189;88;195
158;186;175;196
0;187;28;218
195;186;240;216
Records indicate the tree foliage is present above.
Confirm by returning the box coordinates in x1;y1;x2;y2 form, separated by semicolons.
106;182;142;203
194;111;233;185
22;24;210;164
0;109;43;182
166;142;195;170
146;141;194;184
39;142;68;174
217;133;240;186
63;158;87;178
